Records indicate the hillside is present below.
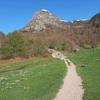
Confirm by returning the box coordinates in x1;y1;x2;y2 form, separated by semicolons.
21;9;100;48
0;10;100;59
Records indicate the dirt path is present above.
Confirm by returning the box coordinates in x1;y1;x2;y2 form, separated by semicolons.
48;49;84;100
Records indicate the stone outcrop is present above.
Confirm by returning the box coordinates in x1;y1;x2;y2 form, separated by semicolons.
21;9;62;32
21;9;89;32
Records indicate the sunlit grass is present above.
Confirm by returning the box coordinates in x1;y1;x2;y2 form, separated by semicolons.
65;47;100;100
0;57;66;100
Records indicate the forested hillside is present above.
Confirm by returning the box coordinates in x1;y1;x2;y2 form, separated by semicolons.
0;11;100;59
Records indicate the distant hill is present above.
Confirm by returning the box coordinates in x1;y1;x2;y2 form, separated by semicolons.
89;12;100;28
21;9;89;32
0;10;100;59
20;9;100;48
21;9;61;32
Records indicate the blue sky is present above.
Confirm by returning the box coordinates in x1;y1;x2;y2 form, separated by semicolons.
0;0;100;34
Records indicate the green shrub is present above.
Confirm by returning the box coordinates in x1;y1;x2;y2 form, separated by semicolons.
82;44;91;49
1;31;27;59
1;44;12;59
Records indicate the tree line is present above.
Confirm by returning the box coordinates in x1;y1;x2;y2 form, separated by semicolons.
0;31;73;60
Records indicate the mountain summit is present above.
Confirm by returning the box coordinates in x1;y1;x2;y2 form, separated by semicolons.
22;9;62;32
20;10;100;49
0;10;100;60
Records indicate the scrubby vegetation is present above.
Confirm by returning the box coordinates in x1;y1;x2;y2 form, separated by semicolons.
0;30;78;59
1;32;27;59
0;12;100;59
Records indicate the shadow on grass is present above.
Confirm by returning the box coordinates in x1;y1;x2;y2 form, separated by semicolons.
0;66;28;73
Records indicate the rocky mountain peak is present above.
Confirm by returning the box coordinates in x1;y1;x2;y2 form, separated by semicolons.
22;9;61;32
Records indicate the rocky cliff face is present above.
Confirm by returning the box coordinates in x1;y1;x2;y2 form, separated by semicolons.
21;9;89;32
22;9;63;32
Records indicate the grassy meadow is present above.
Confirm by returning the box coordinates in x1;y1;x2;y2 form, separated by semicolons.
65;47;100;100
0;57;66;100
0;46;100;100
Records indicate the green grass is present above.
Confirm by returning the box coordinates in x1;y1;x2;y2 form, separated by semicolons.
65;47;100;100
0;57;66;100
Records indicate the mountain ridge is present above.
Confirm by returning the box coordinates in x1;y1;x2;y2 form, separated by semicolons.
20;9;100;48
21;9;89;32
0;9;100;59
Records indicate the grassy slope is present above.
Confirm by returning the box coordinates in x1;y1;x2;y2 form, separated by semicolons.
0;57;66;100
65;47;100;100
